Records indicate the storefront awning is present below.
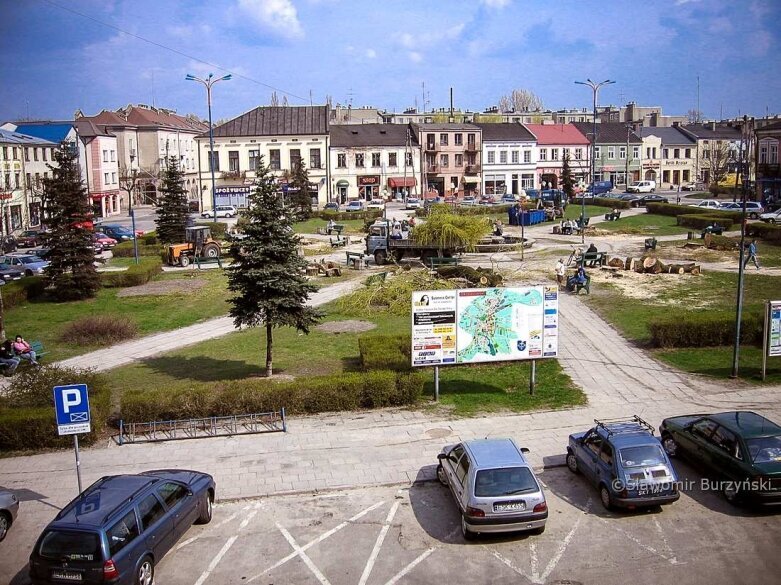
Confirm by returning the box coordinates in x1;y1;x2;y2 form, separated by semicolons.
463;177;480;184
336;180;350;187
388;177;416;188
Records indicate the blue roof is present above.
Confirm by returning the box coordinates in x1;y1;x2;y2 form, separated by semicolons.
0;128;56;145
14;123;73;144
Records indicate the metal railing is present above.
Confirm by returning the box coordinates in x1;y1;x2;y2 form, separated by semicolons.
116;409;286;445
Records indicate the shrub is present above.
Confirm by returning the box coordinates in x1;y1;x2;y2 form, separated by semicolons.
119;370;424;422
195;221;229;239
141;232;158;245
646;203;706;217
2;277;46;309
316;210;383;221
101;257;162;288
60;315;138;345
0;366;112;451
571;197;631;209
746;222;781;244
706;234;739;250
112;242;162;257
676;214;734;230
359;334;411;371
648;311;762;348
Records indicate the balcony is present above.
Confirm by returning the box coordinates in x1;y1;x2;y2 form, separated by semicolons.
465;164;481;174
425;143;439;152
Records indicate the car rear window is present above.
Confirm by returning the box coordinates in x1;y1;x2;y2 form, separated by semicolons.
474;467;538;497
746;436;781;463
39;530;102;562
619;445;666;468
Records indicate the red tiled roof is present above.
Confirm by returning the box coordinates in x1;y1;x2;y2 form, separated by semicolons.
525;124;590;145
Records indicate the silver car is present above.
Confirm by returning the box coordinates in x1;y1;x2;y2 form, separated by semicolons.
437;438;548;539
0;489;19;542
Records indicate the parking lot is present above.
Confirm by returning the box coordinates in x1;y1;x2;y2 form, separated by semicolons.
5;463;779;585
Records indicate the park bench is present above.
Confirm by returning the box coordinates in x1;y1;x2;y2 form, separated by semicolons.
195;255;223;269
567;274;591;295
579;252;606;267
604;211;622;221
701;225;724;238
644;237;658;251
330;236;347;248
428;256;461;270
345;251;367;269
13;340;48;368
365;272;388;286
327;224;345;236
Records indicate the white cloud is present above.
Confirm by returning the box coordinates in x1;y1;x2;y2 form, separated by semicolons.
674;0;700;5
237;0;303;39
365;48;377;59
408;51;422;63
482;0;510;7
399;33;415;49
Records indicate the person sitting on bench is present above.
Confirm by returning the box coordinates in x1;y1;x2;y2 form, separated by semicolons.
0;340;20;375
327;218;336;232
586;243;597;254
493;220;504;236
567;266;587;292
561;219;574;235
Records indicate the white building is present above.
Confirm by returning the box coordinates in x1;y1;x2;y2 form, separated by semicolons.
475;123;538;196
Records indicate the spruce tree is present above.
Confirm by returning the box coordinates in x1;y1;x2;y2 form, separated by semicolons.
41;144;101;301
227;156;321;377
289;159;313;219
155;156;190;244
561;153;576;202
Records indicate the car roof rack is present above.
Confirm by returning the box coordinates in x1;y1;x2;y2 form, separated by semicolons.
594;415;654;437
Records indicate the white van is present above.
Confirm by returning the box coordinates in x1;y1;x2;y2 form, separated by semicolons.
627;180;656;193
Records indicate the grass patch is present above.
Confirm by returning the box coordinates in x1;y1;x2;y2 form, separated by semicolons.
656;346;781;384
564;205;609;220
294;217;368;234
597;213;691;236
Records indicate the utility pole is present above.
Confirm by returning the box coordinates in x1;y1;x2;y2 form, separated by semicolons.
731;115;751;378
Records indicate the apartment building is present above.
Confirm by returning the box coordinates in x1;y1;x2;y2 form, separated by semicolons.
679;122;743;186
417;123;481;197
573;122;643;187
474;123;537;196
639;127;696;188
524;124;590;188
754;119;780;204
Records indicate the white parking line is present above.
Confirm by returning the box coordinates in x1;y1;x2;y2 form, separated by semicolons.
193;503;260;585
537;498;589;584
277;523;332;585
653;516;679;565
384;548;435;585
176;505;251;551
358;501;400;585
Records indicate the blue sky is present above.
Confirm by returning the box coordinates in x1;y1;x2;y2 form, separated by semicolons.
1;0;779;123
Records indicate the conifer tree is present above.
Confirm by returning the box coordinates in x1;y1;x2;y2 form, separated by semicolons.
561;153;576;201
227;156;321;377
288;159;313;219
155;156;190;244
41;144;100;300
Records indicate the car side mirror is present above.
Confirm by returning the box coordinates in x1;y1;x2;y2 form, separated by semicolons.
437;453;447;462
521;447;530;454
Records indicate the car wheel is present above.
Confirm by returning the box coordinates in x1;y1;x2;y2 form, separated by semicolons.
722;481;741;505
136;556;154;585
600;485;613;510
0;511;10;542
179;255;191;268
436;464;448;485
374;250;387;266
566;452;579;474
770;219;776;224
661;434;678;458
25;269;33;277
197;491;213;524
461;514;476;541
750;213;758;219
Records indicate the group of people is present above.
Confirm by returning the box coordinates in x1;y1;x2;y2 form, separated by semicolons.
0;335;40;375
390;218;414;240
554;256;589;292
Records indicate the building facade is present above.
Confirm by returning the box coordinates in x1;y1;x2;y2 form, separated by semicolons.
573;122;643;187
329;124;420;203
524;124;590;188
417;123;481;198
639;127;696;188
475;123;537;196
679;122;743;186
755;119;781;204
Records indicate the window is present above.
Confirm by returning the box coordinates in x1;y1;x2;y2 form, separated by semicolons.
139;494;166;529
14;172;20;188
499;151;507;164
703;150;710;160
692;419;718;441
12;147;18;160
685;148;691;159
268;149;280;170
487;151;495;164
594;146;601;159
600;443;614;466
310;149;321;169
455;452;470;485
426;134;435;148
551;148;559;161
524;150;531;163
440;154;449;168
674;148;680;159
35;172;40;186
249;149;259;171
439;133;448;146
633;146;640;160
290;149;301;169
228;151;239;172
337;153;346;168
607;146;615;159
108;510;140;556
539;149;547;161
521;173;534;189
388;152;397;167
662;148;669;159
33;148;38;162
208;151;220;172
104;172;110;184
575;148;583;160
103;150;108;162
619;146;626;160
760;145;768;164
405;152;413;167
454;133;463;146
771;144;779;164
355;153;365;167
712;426;740;458
24;148;29;162
584;432;603;456
26;173;31;189
112;172;117;184
157;482;188;508
2;173;8;189
371;152;381;167
111;150;116;162
455;154;463;167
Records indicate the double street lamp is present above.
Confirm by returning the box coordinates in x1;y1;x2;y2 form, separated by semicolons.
575;78;615;244
185;73;232;222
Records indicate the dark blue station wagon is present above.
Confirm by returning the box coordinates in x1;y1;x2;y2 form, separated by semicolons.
29;470;215;585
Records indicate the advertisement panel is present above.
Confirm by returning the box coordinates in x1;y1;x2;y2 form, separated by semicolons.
215;185;251;208
769;301;781;358
411;286;558;367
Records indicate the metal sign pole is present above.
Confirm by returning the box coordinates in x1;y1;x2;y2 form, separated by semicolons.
529;360;536;395
74;435;83;493
434;366;440;402
762;300;770;381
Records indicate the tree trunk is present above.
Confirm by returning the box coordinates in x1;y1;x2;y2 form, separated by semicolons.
265;321;273;377
642;256;664;274
608;257;624;268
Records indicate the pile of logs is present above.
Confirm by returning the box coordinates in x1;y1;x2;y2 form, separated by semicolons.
436;266;504;286
605;255;701;276
306;259;342;277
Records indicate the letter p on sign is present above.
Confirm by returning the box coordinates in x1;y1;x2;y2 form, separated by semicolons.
63;389;82;413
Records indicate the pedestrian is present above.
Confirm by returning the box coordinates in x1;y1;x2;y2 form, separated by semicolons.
0;340;20;375
13;335;39;365
744;239;760;270
493;220;503;236
555;258;566;289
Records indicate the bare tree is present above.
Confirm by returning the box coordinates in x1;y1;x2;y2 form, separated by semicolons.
687;109;703;124
270;91;279;106
706;141;733;186
498;89;544;113
119;166;158;207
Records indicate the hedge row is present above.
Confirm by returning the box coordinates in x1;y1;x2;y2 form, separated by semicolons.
112;242;162;257
3;277;46;309
649;311;763;348
315;210;383;221
571;197;631;209
746;222;781;244
0;366;112;451
676;214;735;230
646;203;706;217
359;334;412;371
120;370;425;422
101;257;163;288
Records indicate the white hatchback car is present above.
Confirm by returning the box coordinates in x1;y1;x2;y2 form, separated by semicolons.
690;199;721;210
366;199;386;211
202;205;238;218
627;180;656;193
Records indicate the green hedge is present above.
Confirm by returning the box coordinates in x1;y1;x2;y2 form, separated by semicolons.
112;241;163;257
646;203;706;217
195;221;229;239
649;311;762;348
2;277;46;309
676;214;734;230
359;334;411;371
316;210;383;221
415;204;515;217
746;222;781;244
0;366;112;451
120;370;425;422
571;197;631;209
101;257;162;288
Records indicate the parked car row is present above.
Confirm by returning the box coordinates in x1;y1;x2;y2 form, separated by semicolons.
689;200;765;218
437;411;781;540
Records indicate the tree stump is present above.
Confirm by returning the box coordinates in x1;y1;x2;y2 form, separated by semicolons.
608;257;625;269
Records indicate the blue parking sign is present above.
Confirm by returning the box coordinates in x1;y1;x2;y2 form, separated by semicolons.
54;384;91;436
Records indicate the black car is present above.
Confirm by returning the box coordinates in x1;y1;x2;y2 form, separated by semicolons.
660;411;781;506
0;262;24;283
29;470;215;585
636;194;669;206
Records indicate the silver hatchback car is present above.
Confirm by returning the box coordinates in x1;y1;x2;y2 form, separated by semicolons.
437;438;548;539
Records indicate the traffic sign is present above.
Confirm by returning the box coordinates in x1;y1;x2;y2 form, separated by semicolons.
54;384;91;436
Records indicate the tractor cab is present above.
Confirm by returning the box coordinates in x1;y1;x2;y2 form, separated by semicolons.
166;226;221;267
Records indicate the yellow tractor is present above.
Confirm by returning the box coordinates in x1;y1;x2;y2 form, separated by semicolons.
166;226;222;267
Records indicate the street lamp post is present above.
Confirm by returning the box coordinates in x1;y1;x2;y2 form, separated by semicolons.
575;78;615;244
185;73;232;223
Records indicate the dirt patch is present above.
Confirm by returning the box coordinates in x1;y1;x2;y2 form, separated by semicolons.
316;320;377;334
117;279;208;297
588;268;710;306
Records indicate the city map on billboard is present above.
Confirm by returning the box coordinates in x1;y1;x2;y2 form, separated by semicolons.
411;286;558;367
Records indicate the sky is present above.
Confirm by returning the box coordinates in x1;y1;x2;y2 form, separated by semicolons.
1;0;780;124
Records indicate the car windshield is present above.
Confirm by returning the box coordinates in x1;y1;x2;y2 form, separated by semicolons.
619;445;666;468
18;256;40;265
474;467;538;497
39;530;101;562
746;435;781;463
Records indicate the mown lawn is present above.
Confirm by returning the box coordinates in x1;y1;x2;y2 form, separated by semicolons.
564;205;610;220
294;217;368;234
596;213;691;236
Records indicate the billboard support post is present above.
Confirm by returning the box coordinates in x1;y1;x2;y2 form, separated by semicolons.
434;366;440;402
529;360;536;395
73;435;83;493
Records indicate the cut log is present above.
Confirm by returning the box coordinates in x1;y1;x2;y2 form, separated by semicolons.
666;265;685;274
687;265;701;275
642;256;657;271
608;257;625;268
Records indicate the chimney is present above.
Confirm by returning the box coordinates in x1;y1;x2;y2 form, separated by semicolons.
711;121;716;131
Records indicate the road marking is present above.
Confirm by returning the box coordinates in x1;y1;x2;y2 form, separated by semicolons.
653;516;679;565
595;514;676;563
193;503;260;585
358;501;400;585
529;541;539;581
246;500;386;583
384;548;434;585
490;549;534;582
537;496;590;584
176;505;251;551
277;523;332;585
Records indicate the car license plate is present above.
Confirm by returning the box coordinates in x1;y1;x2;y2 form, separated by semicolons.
51;570;82;581
494;502;525;512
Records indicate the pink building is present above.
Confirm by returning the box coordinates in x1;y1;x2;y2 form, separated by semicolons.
74;119;121;218
525;124;591;188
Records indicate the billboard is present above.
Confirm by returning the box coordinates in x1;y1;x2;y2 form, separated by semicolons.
411;286;559;367
215;185;251;207
769;301;781;358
